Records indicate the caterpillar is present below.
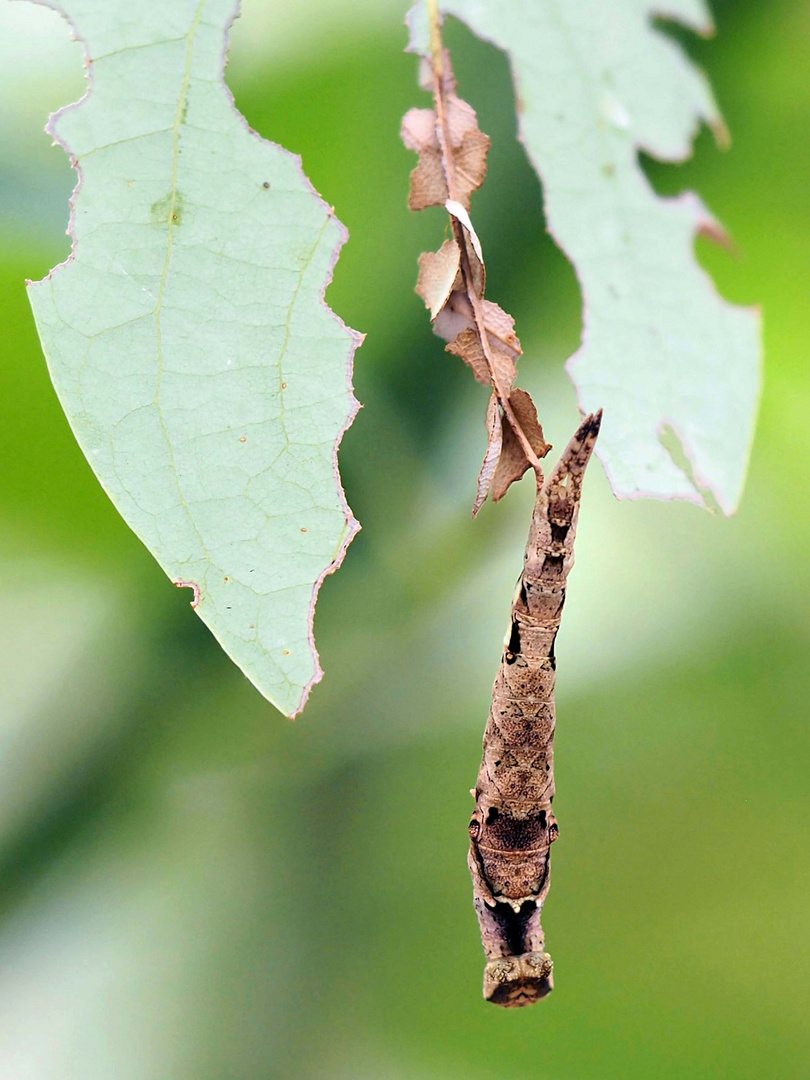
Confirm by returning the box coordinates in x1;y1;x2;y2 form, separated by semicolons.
468;410;602;1006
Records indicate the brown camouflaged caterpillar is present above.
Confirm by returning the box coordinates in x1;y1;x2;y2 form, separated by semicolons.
468;411;601;1006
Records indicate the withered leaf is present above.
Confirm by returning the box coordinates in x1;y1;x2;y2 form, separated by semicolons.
480;299;521;357
451;129;491;207
416;232;483;339
400;53;490;212
433;293;474;344
473;392;503;517
474;389;551;513
416;239;460;319
445;299;522;391
402;122;450;211
405;31;543;502
431;256;485;342
443;82;477;144
447;298;522;395
400;106;436;151
444;198;483;263
447;326;516;390
491;389;551;502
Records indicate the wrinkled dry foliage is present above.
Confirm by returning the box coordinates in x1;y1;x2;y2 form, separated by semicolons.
401;46;550;515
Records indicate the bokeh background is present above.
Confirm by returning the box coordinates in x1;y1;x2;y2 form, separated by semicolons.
1;0;808;1076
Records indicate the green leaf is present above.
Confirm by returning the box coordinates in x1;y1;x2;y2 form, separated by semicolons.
27;0;361;717
410;0;761;514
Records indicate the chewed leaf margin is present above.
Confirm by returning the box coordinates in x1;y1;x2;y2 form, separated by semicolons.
26;0;363;717
409;0;761;515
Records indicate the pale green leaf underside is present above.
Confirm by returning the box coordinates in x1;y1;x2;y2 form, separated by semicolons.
28;0;361;717
412;0;761;514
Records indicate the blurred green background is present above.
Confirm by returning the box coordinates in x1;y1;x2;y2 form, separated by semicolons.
1;0;808;1076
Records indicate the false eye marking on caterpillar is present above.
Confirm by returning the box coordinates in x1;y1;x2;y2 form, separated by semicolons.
469;410;602;1007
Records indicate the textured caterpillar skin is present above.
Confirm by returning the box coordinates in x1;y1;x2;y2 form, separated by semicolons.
468;412;601;1007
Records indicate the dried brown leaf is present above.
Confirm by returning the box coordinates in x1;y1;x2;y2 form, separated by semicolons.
416;239;461;319
473;392;503;516
408;152;448;211
444;85;478;144
400;106;436;153
401;107;447;209
445;299;522;389
422;227;483;340
479;299;521;359
451;129;490;208
491;389;551;502
445;199;484;264
434;291;474;343
400;55;490;212
404;33;543;497
446;327;518;390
